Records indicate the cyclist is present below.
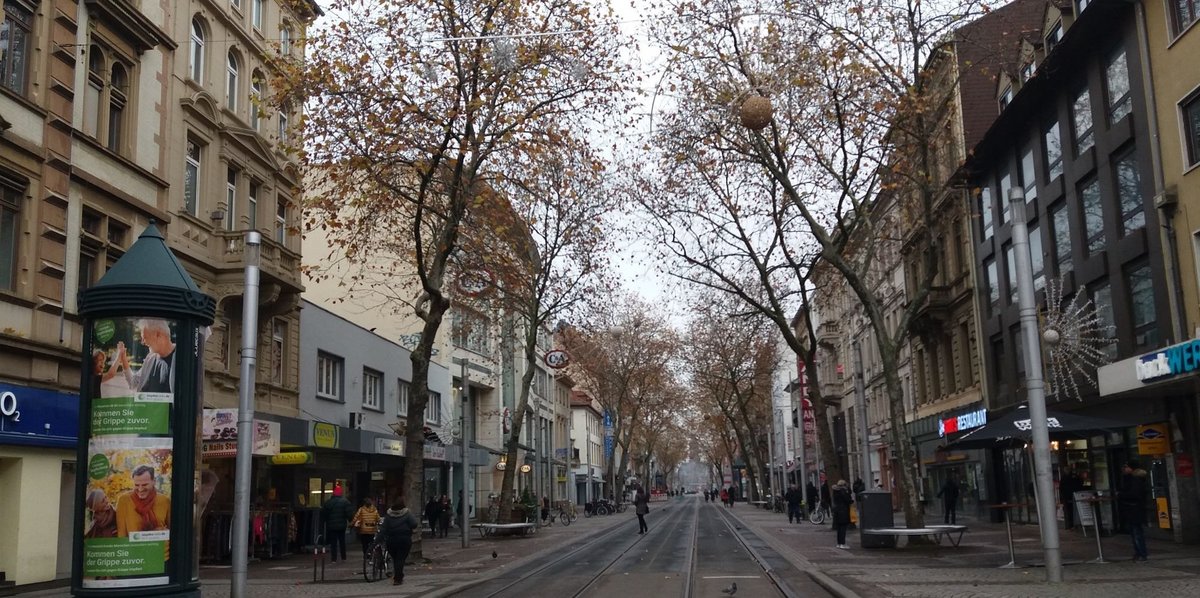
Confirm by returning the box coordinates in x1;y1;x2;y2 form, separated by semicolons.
376;500;419;586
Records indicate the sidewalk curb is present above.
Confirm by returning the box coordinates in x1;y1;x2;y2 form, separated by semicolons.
422;514;634;598
721;506;862;598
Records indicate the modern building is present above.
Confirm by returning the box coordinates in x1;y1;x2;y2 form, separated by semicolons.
0;0;316;586
570;390;606;505
963;0;1182;534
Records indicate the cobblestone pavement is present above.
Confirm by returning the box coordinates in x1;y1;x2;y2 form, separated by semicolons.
725;502;1200;598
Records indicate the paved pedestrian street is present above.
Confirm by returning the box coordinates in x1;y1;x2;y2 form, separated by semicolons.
13;497;1200;597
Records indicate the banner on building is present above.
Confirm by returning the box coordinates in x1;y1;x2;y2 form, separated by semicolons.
603;409;614;459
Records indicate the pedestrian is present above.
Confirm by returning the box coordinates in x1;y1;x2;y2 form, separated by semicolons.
424;496;442;537
376;500;419;585
728;485;737;507
937;474;960;525
351;497;381;559
719;487;729;507
635;484;650;534
820;480;832;519
541;495;551;523
1060;468;1082;530
1118;460;1150;562
832;480;853;549
438;494;452;537
785;484;804;524
321;484;353;562
852;478;866;495
806;482;819;517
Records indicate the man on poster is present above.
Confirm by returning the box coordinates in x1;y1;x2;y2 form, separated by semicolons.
103;318;176;394
116;465;171;537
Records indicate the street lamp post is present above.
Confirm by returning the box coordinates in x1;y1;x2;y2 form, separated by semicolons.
1010;188;1062;582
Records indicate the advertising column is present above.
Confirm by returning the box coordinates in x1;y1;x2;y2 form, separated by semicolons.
73;223;215;598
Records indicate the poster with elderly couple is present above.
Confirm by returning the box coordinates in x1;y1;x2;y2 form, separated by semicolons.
83;317;178;588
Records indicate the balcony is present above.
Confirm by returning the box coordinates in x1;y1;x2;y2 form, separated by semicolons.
216;230;303;292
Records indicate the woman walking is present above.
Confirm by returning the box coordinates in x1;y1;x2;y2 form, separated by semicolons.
351;497;381;559
831;480;854;549
634;485;650;534
376;500;419;585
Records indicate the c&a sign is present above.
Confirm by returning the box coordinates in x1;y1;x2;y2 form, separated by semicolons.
938;409;988;438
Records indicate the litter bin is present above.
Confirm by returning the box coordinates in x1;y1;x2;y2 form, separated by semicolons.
858;490;897;548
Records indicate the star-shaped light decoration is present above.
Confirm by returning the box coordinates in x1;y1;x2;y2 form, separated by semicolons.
1041;277;1115;402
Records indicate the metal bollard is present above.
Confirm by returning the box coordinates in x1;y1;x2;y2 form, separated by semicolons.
312;544;327;582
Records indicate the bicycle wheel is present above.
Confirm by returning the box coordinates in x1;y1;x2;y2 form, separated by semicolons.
364;546;379;582
559;511;571;526
809;508;825;525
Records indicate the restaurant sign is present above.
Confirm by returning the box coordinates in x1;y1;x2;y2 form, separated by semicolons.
938;409;988;438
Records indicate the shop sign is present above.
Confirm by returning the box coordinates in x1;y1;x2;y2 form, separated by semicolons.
938;409;988;438
312;422;340;449
1137;423;1169;455
371;471;385;481
423;443;446;461
375;438;404;456
200;420;280;458
0;383;79;446
1135;338;1200;382
1157;496;1171;529
270;452;313;465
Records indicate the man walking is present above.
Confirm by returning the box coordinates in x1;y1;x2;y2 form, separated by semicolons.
1060;468;1082;530
785;484;804;524
634;484;650;534
322;484;354;562
937;474;960;525
1119;460;1150;562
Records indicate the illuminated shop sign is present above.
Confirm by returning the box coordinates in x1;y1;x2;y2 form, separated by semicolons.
938;409;988;438
1136;339;1200;382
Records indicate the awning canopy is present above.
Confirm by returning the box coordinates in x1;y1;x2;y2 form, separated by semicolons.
948;404;1125;449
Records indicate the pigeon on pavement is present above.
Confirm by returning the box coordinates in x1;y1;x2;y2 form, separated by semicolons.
721;582;737;595
492;550;498;559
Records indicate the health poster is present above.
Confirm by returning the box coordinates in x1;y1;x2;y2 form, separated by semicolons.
81;437;173;588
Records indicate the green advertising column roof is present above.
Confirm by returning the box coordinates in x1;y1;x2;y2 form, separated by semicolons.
78;221;216;323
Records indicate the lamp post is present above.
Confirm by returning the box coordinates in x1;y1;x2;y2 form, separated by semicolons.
1010;188;1062;582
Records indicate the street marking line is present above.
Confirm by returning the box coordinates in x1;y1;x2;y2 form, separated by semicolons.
702;575;761;579
268;566;298;570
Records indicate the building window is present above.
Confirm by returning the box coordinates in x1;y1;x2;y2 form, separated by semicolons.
280;26;291;55
0;183;20;291
452;309;492;354
957;323;974;387
225;167;238;231
1005;243;1017;304
1183;92;1200;167
1072;88;1095;155
397;380;411;416
1105;49;1132;124
1081;179;1104;254
316;352;344;401
985;257;999;313
1;1;33;95
1051;203;1072;275
84;48;104;138
275;196;288;243
252;0;264;30
1046;21;1063;51
250;72;263;132
184;138;202;216
990;335;1005;391
231;0;241;11
999;86;1013;111
1114;150;1144;236
1020;147;1037;202
248;181;259;230
271;318;285;384
190;17;205;83
277;103;290;143
1013;325;1025;376
107;64;127;152
1127;263;1158;350
226;51;239;111
980;187;994;239
1077;0;1092;12
1170;0;1198;36
1045;121;1063;180
1030;222;1044;291
425;391;442;425
1092;282;1117;359
998;172;1013;224
363;367;383;411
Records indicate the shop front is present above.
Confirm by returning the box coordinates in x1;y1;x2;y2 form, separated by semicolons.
909;404;992;522
0;383;80;585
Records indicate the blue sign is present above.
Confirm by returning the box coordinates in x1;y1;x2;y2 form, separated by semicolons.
1136;338;1200;382
603;410;614;458
0;383;80;448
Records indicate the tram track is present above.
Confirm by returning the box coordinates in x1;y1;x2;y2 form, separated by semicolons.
704;504;799;598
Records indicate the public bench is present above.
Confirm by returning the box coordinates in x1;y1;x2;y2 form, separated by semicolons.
862;525;968;547
471;522;538;538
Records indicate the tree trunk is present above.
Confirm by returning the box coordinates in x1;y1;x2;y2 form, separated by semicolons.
404;297;449;560
882;349;924;528
498;326;539;523
807;377;844;486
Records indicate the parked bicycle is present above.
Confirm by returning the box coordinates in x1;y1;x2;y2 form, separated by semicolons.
809;499;830;524
362;539;392;582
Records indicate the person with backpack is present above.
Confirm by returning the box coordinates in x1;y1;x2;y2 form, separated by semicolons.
376;499;419;585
